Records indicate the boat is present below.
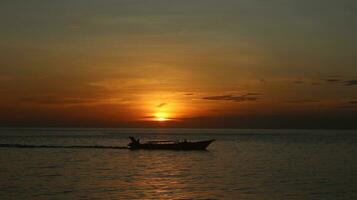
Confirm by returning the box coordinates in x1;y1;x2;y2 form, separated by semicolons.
128;136;215;150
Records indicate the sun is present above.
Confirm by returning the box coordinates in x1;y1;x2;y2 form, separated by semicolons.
154;112;169;121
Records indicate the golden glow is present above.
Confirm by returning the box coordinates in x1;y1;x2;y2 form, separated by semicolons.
154;112;169;121
139;91;198;122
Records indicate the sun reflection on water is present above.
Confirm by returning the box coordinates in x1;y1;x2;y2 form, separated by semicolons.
125;151;213;199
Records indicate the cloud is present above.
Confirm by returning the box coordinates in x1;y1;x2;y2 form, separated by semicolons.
293;79;304;84
286;76;357;86
336;105;355;109
284;100;320;104
344;80;357;86
325;78;341;83
157;103;167;108
292;76;357;86
19;96;91;105
202;93;261;102
319;78;357;86
245;92;262;96
17;94;118;106
0;75;14;81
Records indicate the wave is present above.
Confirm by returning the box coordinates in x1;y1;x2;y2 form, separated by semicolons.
0;144;128;149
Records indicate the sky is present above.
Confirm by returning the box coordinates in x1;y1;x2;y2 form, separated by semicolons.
0;0;356;128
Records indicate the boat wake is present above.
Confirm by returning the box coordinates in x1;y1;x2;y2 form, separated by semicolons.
0;144;128;149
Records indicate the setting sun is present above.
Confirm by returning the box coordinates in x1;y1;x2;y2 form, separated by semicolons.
154;112;169;121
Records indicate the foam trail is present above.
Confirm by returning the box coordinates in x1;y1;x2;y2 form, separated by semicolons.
0;144;128;149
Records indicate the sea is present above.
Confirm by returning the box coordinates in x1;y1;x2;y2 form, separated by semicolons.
0;128;356;200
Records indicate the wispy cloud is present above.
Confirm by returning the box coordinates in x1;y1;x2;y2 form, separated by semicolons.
0;75;14;81
157;103;167;108
344;80;357;86
288;77;357;87
202;93;261;102
17;94;123;106
19;96;94;105
292;79;304;84
320;77;357;86
284;100;320;104
245;92;261;96
324;78;341;83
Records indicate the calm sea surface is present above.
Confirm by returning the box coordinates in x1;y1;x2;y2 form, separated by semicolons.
0;128;357;200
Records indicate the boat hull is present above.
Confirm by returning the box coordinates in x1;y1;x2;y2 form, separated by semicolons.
129;140;214;150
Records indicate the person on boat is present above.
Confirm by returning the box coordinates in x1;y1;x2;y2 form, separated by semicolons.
129;136;140;144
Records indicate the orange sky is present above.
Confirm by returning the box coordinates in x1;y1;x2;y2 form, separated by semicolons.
0;1;356;128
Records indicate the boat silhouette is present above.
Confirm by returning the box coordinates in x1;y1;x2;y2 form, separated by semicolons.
128;136;215;150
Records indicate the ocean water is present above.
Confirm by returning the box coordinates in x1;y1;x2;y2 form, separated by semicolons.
0;128;357;200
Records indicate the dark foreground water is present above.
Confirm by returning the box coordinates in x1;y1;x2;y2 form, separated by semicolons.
0;128;356;200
